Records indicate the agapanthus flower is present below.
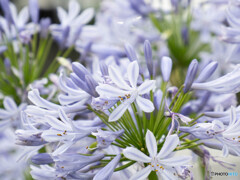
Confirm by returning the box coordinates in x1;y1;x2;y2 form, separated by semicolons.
96;61;156;121
0;97;27;130
123;130;192;180
50;0;94;48
180;106;240;157
192;65;240;93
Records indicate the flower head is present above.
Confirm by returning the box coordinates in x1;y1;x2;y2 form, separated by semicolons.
123;130;191;180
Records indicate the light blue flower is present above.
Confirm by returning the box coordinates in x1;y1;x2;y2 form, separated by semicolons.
92;129;124;149
0;97;26;130
96;61;156;121
192;65;240;93
123;130;191;180
180;106;240;157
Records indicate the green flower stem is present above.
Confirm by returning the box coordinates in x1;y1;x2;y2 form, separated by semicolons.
142;112;148;135
33;36;53;79
156;91;188;140
188;113;204;126
114;161;136;172
154;82;167;133
131;103;144;144
176;143;203;151
181;138;200;145
179;133;190;140
43;50;62;77
149;90;155;131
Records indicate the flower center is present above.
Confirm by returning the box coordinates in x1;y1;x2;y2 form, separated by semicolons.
149;157;164;172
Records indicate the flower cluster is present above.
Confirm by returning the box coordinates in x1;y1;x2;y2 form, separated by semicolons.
0;0;240;180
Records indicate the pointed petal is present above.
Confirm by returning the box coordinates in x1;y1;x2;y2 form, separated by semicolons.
28;89;60;110
109;65;131;90
159;156;192;166
57;7;67;23
68;0;80;19
18;6;29;26
136;96;154;113
93;154;121;180
0;109;11;119
130;166;151;180
41;130;74;142
123;147;151;163
222;144;229;157
157;134;179;159
74;8;94;25
3;97;17;111
127;61;139;88
229;106;237;126
138;80;156;95
145;130;157;158
109;103;129;122
52;142;74;156
96;84;130;98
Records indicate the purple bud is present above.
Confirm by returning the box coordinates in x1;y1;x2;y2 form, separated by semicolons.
15;130;47;146
181;26;189;45
184;59;198;93
40;18;51;38
72;62;90;81
99;61;108;76
0;0;14;24
161;56;173;82
144;40;153;76
29;0;39;24
31;153;54;165
124;43;138;61
85;75;99;97
70;73;89;92
195;61;218;83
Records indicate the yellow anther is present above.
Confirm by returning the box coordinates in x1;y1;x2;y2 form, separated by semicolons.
152;165;154;167
157;164;159;166
141;148;144;151
86;146;88;149
233;138;235;140
57;134;62;136
148;163;151;165
63;130;67;135
155;170;158;172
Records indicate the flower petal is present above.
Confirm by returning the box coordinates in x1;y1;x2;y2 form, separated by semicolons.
136;96;154;113
93;154;121;180
3;97;17;111
130;166;152;180
138;80;156;95
68;0;80;20
123;147;151;163
161;169;178;180
127;61;139;88
157;134;179;159
74;8;94;25
159;156;192;166
96;84;130;98
145;130;157;158
109;103;130;122
109;65;131;90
